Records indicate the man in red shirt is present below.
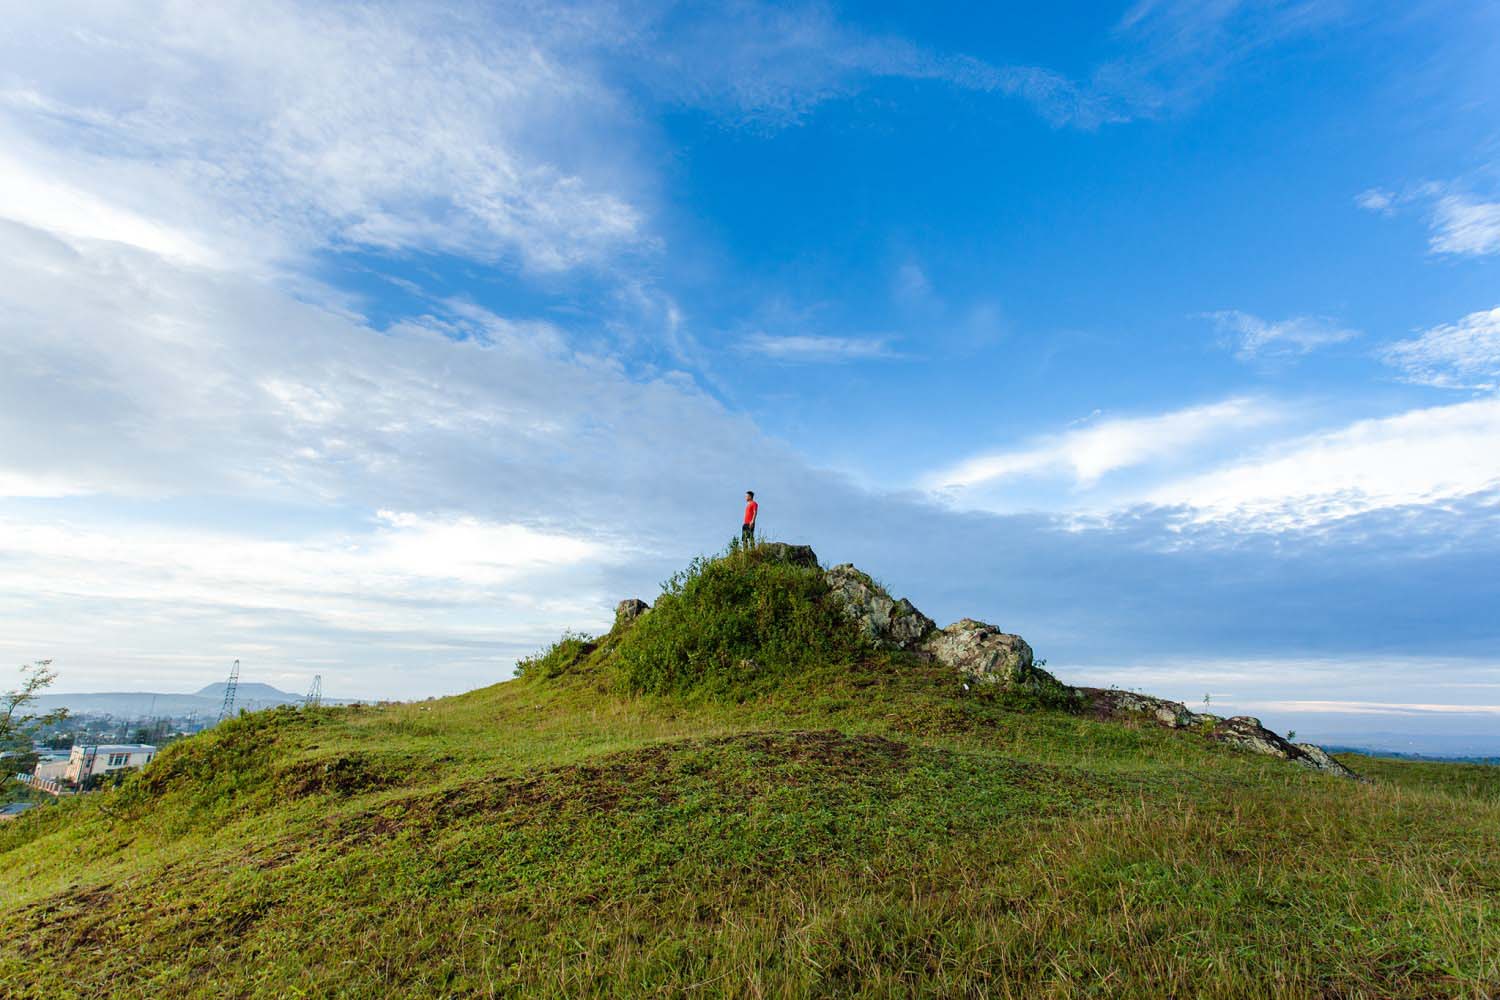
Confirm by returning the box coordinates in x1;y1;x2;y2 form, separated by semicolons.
742;490;758;543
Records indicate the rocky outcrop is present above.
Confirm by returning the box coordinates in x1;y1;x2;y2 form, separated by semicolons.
1083;689;1199;729
823;564;935;650
1209;717;1362;779
1292;742;1359;778
757;542;821;569
922;618;1047;689
1209;715;1295;758
819;567;1059;695
614;599;649;628
1080;687;1362;779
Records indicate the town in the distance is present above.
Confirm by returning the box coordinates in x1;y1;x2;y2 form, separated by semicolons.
3;660;339;817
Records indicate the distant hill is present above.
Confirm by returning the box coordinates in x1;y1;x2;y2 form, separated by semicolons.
33;682;325;717
193;681;303;703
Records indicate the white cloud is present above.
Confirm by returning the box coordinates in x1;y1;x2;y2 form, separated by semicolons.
1355;187;1397;214
0;508;617;698
1205;310;1359;360
0;219;772;519
1063;655;1500;707
2;510;601;612
0;219;782;694
739;333;897;363
630;3;1115;129
1381;306;1500;390
0;1;647;271
926;397;1278;493
637;0;1350;130
1250;700;1500;716
0;149;219;265
1360;183;1500;258
1429;194;1500;256
1149;397;1500;528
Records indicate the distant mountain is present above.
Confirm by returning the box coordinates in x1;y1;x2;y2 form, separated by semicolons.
194;682;302;703
33;682;331;718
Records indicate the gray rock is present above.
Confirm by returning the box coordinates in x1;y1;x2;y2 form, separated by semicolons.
823;564;935;650
1210;716;1293;759
1294;743;1363;780
922;618;1038;687
1209;717;1365;779
757;542;821;569
1081;689;1362;780
1083;688;1199;729
614;598;650;628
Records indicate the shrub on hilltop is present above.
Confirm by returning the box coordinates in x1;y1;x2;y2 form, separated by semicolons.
610;542;869;696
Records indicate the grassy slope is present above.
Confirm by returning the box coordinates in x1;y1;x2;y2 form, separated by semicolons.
2;552;1497;998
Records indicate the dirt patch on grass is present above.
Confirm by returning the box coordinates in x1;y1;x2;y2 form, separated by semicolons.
330;729;915;841
278;751;411;798
7;851;290;969
323;729;1110;850
9;880;123;956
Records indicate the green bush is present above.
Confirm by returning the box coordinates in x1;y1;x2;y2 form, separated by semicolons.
612;543;868;696
515;631;598;680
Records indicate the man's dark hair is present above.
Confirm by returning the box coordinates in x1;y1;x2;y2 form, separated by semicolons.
746;490;754;498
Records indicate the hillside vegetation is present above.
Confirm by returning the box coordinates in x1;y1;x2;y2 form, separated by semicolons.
2;543;1497;998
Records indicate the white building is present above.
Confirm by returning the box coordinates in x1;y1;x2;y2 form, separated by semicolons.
63;744;157;784
33;751;70;783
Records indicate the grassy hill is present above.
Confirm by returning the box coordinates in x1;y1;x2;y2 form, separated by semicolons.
2;544;1497;998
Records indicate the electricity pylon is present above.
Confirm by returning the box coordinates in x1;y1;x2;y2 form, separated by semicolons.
304;674;322;709
217;659;240;723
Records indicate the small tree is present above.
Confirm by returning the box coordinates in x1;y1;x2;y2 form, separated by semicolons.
1;660;68;775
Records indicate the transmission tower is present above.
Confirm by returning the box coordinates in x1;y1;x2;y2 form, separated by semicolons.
304;674;322;709
217;659;240;723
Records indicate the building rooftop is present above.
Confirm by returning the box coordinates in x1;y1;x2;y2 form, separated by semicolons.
72;744;158;753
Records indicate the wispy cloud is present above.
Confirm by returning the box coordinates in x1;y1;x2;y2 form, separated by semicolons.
1250;700;1500;716
0;1;648;272
1356;182;1500;257
1102;0;1349;117
739;332;897;363
1354;187;1397;214
1428;194;1500;256
1205;310;1359;361
1148;396;1500;528
635;0;1351;131
1381;306;1500;391
629;3;1117;129
925;398;1278;493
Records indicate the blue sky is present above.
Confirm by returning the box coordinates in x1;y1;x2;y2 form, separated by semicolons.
2;1;1498;753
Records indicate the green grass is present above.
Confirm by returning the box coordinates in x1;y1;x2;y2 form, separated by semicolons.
2;547;1496;998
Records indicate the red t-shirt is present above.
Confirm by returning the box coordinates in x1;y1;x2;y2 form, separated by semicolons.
743;500;758;525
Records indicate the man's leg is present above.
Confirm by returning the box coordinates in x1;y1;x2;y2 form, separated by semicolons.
742;524;754;544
